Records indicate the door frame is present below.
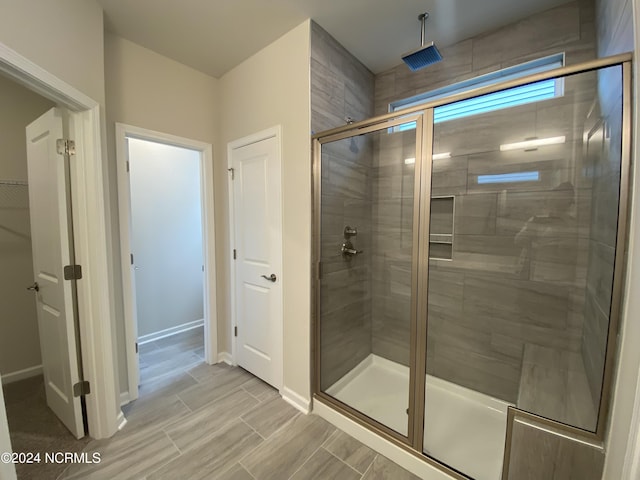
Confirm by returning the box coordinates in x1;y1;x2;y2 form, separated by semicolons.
227;125;283;387
0;42;120;441
115;123;217;402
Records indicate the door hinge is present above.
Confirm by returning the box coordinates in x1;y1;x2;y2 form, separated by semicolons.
131;253;134;265
73;380;90;397
56;139;76;156
126;161;130;172
233;249;237;260
228;167;235;180
135;342;139;354
234;326;238;337
64;264;82;280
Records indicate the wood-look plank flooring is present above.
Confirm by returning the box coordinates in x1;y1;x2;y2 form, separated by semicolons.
57;327;419;480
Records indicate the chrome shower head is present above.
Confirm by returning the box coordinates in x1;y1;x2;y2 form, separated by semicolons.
402;12;443;71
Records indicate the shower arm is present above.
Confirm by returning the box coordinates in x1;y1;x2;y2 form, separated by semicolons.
419;12;428;47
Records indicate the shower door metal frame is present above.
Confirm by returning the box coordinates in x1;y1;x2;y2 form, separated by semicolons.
312;52;633;479
312;114;426;448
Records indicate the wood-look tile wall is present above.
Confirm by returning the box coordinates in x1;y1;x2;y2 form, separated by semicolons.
311;21;375;390
371;1;601;410
581;65;624;406
506;416;605;480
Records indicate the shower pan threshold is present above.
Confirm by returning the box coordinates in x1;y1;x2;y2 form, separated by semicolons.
327;354;510;480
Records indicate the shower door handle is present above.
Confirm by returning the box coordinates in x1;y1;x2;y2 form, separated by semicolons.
261;274;277;282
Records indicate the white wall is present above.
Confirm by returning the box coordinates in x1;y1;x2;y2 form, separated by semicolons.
104;34;219;392
128;138;204;337
0;0;105;105
219;20;311;402
601;0;640;478
0;75;54;381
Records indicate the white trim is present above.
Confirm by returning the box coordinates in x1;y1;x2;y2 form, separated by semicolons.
138;319;204;345
227;125;283;389
0;382;16;480
0;41;120;441
115;123;218;403
119;392;131;407
281;387;311;414
0;365;43;385
217;352;233;365
116;411;127;431
313;400;453;480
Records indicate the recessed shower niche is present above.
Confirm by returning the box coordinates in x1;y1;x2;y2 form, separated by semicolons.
313;56;631;480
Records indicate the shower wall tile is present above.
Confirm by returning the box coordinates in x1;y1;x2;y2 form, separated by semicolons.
472;3;581;71
453;193;497;235
374;1;596;118
518;344;597;430
312;21;375;391
507;416;604;480
367;0;609;421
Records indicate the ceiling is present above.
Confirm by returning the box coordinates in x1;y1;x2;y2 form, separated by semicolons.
97;0;572;78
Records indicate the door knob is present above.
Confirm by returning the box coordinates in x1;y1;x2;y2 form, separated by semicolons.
26;282;39;292
261;274;277;282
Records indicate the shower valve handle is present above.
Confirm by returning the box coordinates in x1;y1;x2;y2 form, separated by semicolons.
341;243;363;256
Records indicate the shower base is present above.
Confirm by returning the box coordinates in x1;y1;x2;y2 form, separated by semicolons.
327;354;510;480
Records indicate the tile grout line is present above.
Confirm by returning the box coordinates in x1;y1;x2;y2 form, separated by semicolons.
285;442;326;480
323;446;366;477
239;417;267;440
360;454;378;478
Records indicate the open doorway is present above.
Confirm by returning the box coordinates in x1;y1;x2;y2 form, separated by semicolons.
116;125;217;403
0;72;90;480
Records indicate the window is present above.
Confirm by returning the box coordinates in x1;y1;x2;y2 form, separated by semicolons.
392;54;564;130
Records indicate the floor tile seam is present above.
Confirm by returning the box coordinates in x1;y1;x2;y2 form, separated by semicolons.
285;442;326;480
249;409;302;442
241;385;263;402
321;429;340;448
322;446;366;477
360;454;378;478
140;358;204;385
164;414;253;455
216;462;258;480
176;382;247;413
126;434;183;480
239;417;267;441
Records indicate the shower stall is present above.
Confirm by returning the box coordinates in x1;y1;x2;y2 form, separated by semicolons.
312;54;631;479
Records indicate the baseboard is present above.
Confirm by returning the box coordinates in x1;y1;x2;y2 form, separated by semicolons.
138;319;204;345
116;411;127;431
120;391;131;406
217;351;233;365
281;387;311;414
1;365;43;385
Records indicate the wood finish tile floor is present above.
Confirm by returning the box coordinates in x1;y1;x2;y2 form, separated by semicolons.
55;327;420;480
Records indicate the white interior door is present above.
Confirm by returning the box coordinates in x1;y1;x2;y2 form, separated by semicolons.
231;132;282;389
26;107;85;439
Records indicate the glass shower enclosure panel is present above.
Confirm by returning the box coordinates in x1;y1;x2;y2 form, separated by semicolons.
318;118;421;439
423;66;624;480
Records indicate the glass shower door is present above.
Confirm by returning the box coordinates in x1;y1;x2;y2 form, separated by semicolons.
422;66;624;480
317;117;423;439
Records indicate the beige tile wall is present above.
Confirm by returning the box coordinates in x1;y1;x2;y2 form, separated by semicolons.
370;1;602;412
311;22;375;390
